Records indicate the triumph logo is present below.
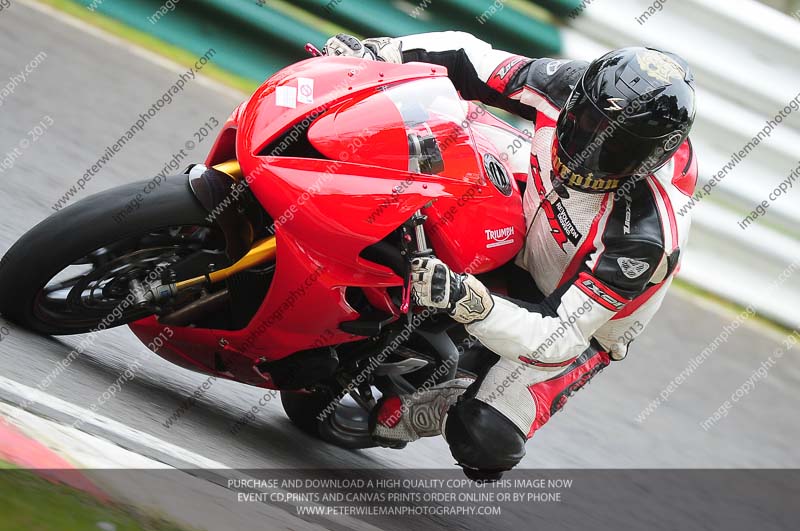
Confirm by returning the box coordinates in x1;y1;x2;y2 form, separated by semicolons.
485;226;515;248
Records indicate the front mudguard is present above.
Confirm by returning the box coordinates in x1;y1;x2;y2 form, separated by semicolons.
188;164;254;262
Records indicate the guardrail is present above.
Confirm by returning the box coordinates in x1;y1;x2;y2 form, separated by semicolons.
70;0;567;79
566;0;800;329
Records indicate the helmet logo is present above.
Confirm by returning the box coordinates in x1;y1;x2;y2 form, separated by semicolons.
664;131;683;151
636;50;685;83
605;97;626;112
553;151;620;192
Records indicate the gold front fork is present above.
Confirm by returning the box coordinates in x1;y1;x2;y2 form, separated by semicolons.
172;160;275;294
212;159;243;181
175;237;277;291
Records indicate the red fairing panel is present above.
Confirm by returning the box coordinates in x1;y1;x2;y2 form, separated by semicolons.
248;157;445;284
205;102;246;166
133;158;449;373
423;130;525;273
307;89;410;172
131;57;529;386
237;57;448;160
304;75;524;273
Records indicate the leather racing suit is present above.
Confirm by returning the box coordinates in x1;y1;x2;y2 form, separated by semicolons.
365;32;699;474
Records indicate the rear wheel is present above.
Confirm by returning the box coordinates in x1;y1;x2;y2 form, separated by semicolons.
0;178;228;335
280;338;486;450
280;388;378;449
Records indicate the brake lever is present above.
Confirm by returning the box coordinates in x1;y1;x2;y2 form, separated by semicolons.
400;270;413;314
305;43;323;57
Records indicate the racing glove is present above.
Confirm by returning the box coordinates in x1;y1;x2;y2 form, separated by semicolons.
410;257;493;324
323;34;403;64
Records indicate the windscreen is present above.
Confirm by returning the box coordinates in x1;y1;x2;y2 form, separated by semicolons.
383;77;483;182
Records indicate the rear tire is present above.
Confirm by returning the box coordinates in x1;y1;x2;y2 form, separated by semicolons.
280;340;485;450
0;177;221;335
281;389;378;450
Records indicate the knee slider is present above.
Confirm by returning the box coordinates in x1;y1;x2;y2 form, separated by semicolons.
444;396;526;473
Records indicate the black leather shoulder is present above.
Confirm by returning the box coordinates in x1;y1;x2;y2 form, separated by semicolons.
592;179;666;298
524;58;589;110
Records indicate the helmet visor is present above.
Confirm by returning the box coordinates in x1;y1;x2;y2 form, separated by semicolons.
556;83;682;178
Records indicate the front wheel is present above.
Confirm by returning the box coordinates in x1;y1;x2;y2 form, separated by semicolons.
0;177;228;335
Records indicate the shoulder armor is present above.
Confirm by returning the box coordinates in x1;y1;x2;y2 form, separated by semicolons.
525;59;589;110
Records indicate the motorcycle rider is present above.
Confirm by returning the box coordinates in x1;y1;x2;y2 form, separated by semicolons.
324;33;697;479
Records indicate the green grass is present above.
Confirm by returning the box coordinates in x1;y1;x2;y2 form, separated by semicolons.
674;278;794;337
0;465;194;531
36;0;259;94
269;0;355;38
705;193;800;243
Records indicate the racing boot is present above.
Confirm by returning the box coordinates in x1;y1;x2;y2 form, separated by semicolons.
369;378;472;449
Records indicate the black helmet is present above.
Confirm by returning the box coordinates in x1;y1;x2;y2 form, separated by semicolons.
553;47;696;193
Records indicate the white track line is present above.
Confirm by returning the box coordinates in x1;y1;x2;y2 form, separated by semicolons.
0;373;228;468
0;401;172;469
0;375;382;531
19;0;247;101
0;401;349;531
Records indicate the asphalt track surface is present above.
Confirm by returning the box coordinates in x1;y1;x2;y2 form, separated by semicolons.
0;2;797;530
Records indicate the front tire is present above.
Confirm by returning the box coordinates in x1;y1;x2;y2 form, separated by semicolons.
0;177;225;335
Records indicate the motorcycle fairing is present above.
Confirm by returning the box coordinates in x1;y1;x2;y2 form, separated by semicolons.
131;57;526;388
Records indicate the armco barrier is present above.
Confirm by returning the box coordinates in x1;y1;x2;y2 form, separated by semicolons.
419;0;562;56
565;0;800;329
71;0;329;79
69;0;567;82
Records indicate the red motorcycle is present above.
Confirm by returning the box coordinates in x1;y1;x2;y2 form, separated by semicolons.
0;54;532;447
